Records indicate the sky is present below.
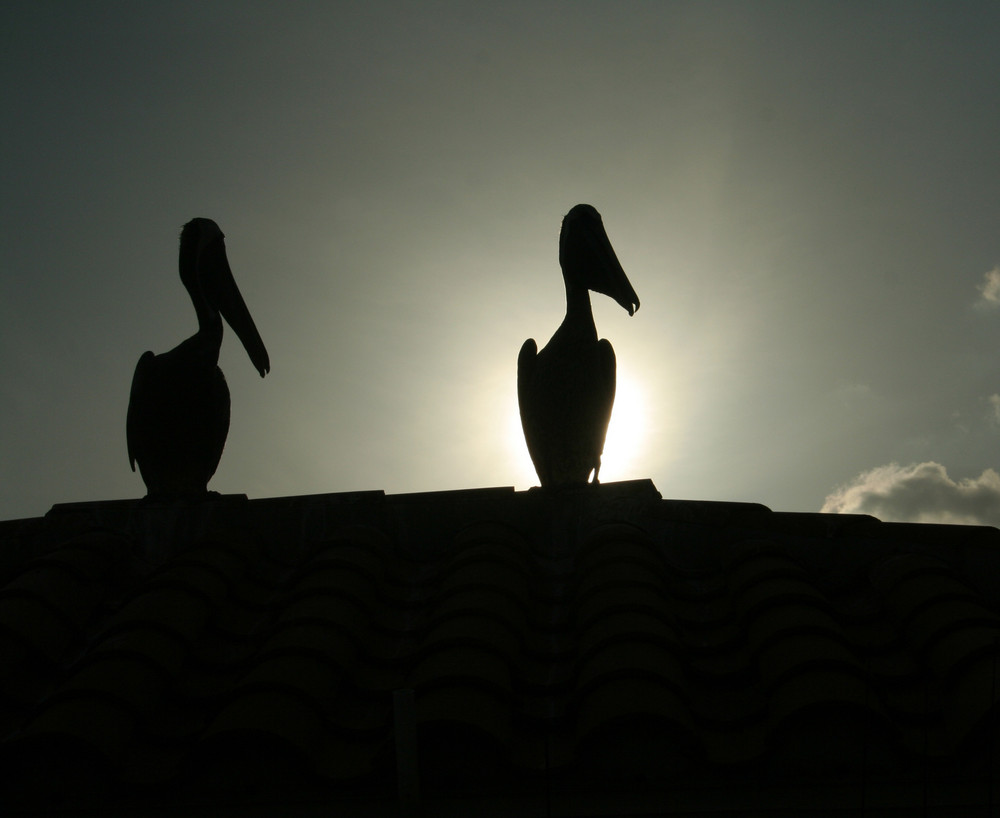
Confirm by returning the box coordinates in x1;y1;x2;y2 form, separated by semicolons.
3;1;1000;524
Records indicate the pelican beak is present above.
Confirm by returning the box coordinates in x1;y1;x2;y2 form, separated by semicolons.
203;238;270;377
582;213;640;316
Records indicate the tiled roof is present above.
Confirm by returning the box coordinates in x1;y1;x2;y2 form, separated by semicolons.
2;480;1000;815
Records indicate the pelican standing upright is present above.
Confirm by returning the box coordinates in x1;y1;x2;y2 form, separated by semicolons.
127;218;270;499
518;204;640;487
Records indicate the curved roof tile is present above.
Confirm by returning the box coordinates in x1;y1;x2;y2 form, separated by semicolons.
3;481;1000;811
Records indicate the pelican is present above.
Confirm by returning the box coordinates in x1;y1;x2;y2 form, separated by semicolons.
517;204;639;487
127;218;269;498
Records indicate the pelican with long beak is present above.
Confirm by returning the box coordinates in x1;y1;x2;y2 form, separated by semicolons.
127;218;269;498
517;204;639;487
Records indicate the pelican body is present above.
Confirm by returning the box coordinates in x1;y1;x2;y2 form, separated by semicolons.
127;218;269;498
517;204;639;487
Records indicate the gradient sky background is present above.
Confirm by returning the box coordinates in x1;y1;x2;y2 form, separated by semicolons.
3;1;1000;524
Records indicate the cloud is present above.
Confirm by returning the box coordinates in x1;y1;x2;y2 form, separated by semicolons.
975;266;1000;309
988;394;1000;426
821;461;1000;526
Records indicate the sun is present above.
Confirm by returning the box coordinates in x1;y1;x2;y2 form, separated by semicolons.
599;371;647;481
504;369;648;487
506;398;541;489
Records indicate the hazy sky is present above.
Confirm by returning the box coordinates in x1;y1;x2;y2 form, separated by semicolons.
3;1;1000;524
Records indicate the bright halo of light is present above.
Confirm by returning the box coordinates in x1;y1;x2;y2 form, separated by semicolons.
506;396;540;488
600;371;647;480
503;369;648;487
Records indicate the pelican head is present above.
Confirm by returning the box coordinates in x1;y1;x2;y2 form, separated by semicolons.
180;217;270;378
559;204;640;316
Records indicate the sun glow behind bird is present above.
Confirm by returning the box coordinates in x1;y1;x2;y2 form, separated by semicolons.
504;368;649;488
506;392;541;489
599;371;648;482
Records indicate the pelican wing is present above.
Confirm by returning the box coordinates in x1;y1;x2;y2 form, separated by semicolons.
591;339;617;482
126;350;155;471
517;338;545;483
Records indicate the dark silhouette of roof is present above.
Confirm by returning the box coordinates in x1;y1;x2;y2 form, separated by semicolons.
2;480;1000;815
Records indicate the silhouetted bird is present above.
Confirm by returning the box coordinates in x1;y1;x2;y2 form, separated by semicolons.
518;204;639;487
127;218;269;498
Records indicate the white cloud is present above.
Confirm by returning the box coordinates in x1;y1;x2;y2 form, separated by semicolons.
988;394;1000;426
821;461;1000;526
976;266;1000;308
